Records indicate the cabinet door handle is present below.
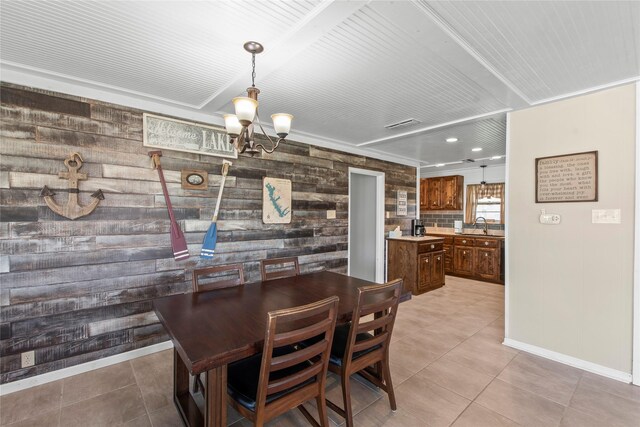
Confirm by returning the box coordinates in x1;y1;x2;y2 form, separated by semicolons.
425;259;429;263
463;251;466;255
431;244;435;249
462;240;466;244
485;253;488;257
437;256;441;260
485;242;489;246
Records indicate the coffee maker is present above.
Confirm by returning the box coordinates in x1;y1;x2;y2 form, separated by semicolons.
411;219;425;236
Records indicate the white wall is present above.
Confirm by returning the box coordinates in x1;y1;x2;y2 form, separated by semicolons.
507;84;636;377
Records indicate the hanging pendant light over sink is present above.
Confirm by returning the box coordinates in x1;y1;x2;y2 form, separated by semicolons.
223;41;293;156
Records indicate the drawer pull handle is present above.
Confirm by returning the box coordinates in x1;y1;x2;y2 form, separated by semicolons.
485;242;489;246
485;253;488;257
437;256;441;260
462;240;466;244
431;244;434;249
425;259;429;263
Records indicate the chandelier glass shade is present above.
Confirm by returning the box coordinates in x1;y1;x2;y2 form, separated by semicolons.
223;41;293;156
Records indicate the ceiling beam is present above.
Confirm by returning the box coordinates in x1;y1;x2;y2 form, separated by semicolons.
357;108;511;147
199;0;369;112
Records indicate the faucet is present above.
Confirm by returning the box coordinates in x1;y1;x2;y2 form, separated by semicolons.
473;217;488;235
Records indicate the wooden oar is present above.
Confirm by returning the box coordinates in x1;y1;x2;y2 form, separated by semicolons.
201;160;232;259
149;151;189;261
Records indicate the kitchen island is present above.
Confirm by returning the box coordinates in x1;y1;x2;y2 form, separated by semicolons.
387;235;445;295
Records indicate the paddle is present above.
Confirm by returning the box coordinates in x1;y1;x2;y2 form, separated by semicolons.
149;151;189;261
201;160;232;259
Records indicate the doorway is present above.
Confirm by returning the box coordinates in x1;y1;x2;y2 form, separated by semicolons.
348;168;385;283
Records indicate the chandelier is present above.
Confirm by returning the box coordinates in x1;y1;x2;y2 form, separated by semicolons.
223;41;293;156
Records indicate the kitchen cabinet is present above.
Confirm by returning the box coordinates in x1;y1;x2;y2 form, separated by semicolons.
387;236;445;295
427;178;443;210
419;178;429;210
428;234;504;284
420;175;463;211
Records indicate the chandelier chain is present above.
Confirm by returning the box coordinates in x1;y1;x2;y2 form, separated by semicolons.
251;53;256;87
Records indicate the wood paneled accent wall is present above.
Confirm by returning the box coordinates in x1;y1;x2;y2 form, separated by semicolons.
0;84;416;384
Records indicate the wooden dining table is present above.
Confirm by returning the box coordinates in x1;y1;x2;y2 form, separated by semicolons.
153;270;407;427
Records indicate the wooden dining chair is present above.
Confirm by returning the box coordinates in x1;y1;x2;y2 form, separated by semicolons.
259;256;300;282
326;279;402;427
191;263;245;393
227;296;339;427
192;263;245;293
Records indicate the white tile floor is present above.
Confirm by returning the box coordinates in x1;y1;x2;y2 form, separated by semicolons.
2;276;638;426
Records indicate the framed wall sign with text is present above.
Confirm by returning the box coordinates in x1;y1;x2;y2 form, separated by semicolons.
535;151;598;203
143;113;237;159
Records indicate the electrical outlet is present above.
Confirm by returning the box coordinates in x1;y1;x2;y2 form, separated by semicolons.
21;350;35;368
326;210;336;219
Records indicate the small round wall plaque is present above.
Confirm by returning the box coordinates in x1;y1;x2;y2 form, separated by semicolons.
181;169;208;190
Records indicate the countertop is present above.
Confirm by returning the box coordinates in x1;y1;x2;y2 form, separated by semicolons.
386;235;444;242
425;227;505;239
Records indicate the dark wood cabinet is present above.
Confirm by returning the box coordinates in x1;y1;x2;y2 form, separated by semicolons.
475;247;499;281
442;176;463;210
427;179;443;210
453;245;474;275
387;237;445;295
420;175;463;211
419;178;429;210
428;234;504;284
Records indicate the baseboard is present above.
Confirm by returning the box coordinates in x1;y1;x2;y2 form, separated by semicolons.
0;341;174;396
503;338;632;383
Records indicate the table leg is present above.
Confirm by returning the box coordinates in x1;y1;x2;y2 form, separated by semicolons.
204;365;227;427
173;349;204;426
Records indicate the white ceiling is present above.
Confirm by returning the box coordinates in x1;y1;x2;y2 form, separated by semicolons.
2;1;639;170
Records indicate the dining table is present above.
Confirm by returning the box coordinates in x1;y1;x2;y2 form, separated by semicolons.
153;270;409;427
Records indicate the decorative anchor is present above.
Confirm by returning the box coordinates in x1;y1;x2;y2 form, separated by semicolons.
40;153;105;220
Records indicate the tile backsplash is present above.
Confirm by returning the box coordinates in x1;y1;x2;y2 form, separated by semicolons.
420;211;505;231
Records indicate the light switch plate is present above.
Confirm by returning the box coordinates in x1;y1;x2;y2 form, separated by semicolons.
326;210;336;219
539;209;560;224
592;209;621;224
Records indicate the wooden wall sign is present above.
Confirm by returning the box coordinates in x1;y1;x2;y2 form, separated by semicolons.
535;151;598;203
396;190;407;216
143;113;237;159
181;169;208;190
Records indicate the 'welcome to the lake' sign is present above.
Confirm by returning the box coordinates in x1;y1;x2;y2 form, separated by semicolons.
143;113;237;159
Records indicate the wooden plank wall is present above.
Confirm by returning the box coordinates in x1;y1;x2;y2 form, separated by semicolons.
0;83;416;384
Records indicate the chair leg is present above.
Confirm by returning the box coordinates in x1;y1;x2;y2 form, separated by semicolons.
341;373;354;427
316;391;329;427
382;360;397;411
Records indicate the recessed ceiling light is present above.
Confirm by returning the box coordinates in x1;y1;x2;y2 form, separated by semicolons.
436;163;445;167
472;147;482;152
445;137;458;143
491;155;502;160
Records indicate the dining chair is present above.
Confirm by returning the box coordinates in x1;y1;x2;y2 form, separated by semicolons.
192;263;245;292
191;263;245;393
259;256;300;281
326;279;402;427
227;296;339;427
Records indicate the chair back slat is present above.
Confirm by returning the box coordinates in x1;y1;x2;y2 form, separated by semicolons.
272;318;332;348
352;331;388;353
255;296;339;410
271;340;327;372
266;363;323;395
356;314;393;334
260;257;300;282
192;263;245;293
359;295;397;318
342;279;402;366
